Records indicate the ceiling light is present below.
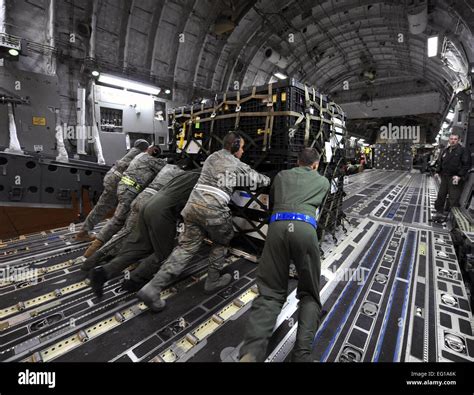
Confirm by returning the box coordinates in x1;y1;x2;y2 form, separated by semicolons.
165;89;171;94
427;36;438;57
8;48;19;56
274;72;288;80
91;70;100;77
97;74;160;95
446;111;454;121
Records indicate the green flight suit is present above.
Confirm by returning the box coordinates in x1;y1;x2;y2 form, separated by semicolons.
240;166;330;362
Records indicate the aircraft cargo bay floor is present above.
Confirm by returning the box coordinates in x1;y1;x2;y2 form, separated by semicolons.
0;170;473;362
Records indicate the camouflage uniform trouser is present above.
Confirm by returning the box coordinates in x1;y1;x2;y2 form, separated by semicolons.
82;172;120;232
96;184;138;243
104;252;161;284
97;190;155;257
240;221;322;362
147;202;234;291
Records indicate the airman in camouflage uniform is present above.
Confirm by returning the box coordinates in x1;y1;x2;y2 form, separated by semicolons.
137;132;271;312
87;170;201;297
83;164;185;264
84;145;166;257
75;139;149;241
123;164;185;233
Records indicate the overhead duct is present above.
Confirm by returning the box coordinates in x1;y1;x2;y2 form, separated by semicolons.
88;0;98;59
0;0;5;67
46;0;56;75
407;4;428;35
0;0;5;34
264;48;289;69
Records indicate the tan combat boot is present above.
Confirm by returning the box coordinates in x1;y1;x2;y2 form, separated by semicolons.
239;353;257;362
74;230;95;242
83;239;104;258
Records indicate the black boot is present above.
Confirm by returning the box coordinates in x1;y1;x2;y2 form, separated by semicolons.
204;269;232;294
431;212;447;223
122;278;144;293
80;251;105;272
89;266;107;298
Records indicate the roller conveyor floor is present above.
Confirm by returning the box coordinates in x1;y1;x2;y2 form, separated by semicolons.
0;170;473;363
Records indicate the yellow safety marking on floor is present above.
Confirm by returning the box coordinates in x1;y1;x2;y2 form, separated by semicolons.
153;285;259;362
44;259;76;273
36;332;84;362
419;243;426;256
22;263;218;362
0;280;12;287
0;306;18;320
193;319;220;341
0;281;88;319
2;245;30;256
219;303;241;320
24;298;157;362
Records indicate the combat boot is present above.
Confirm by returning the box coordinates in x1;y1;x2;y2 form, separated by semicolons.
80;252;103;273
137;283;166;312
122;278;144;292
89;266;107;298
204;269;231;294
74;230;95;242
84;239;104;258
239;353;257;362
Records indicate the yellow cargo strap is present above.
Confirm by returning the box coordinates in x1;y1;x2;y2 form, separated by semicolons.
178;121;186;150
121;176;142;192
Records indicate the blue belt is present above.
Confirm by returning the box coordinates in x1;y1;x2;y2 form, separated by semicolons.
269;212;317;229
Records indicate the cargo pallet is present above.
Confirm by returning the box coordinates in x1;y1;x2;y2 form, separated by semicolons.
167;79;347;251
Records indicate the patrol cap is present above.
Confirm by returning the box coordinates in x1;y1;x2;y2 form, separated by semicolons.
134;139;150;151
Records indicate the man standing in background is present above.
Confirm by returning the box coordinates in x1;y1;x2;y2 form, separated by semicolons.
434;133;471;220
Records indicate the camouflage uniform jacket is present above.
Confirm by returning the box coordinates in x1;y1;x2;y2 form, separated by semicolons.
122;153;167;189
110;147;142;176
145;164;185;193
186;149;270;212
